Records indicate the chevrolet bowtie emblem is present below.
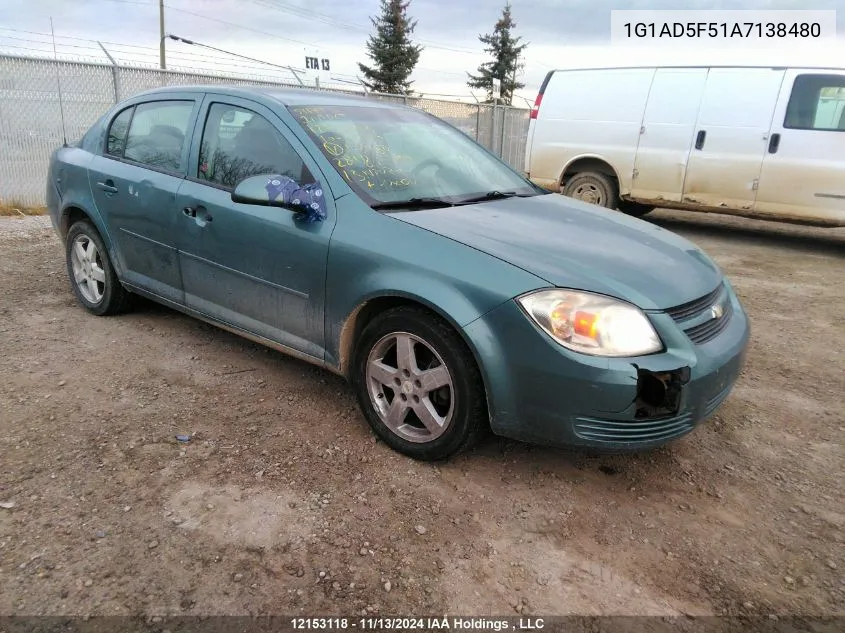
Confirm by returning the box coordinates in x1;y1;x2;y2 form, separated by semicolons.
710;304;724;319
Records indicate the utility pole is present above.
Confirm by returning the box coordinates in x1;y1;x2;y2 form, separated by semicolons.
159;0;166;69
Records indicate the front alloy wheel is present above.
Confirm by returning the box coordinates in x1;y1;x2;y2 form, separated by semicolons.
366;331;455;443
353;306;487;461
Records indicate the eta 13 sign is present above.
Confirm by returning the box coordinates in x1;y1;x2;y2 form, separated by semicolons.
305;56;330;71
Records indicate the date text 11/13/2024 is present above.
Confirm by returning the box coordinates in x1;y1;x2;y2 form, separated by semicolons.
291;617;547;630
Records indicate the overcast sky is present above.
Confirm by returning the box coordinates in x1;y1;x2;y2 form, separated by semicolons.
1;0;843;104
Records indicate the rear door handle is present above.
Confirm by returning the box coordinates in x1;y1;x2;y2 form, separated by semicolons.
183;206;196;218
768;133;781;154
694;130;707;150
96;180;118;194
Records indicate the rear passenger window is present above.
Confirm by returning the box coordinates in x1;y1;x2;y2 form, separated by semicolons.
124;101;194;172
197;103;313;189
785;74;845;131
106;107;133;157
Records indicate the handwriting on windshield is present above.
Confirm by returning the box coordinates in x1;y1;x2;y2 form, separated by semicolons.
293;107;416;192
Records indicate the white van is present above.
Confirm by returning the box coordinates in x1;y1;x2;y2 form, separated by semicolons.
524;66;845;226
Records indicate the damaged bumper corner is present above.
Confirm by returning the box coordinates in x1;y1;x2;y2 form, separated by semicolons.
634;366;690;419
461;292;750;451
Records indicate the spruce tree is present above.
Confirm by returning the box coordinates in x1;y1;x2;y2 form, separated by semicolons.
358;0;423;95
467;3;528;105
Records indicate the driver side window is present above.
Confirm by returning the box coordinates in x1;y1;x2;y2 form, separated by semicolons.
198;103;314;190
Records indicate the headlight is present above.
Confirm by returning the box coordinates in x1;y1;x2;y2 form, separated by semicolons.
517;289;662;357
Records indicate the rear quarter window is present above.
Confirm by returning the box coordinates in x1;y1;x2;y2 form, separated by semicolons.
106;107;133;157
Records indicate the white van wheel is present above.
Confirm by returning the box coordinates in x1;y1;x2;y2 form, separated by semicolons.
562;172;619;210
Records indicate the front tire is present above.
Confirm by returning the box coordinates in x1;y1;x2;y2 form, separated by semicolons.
352;306;487;461
562;171;619;210
66;220;131;316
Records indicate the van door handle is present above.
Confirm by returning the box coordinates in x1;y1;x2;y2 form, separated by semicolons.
96;180;118;194
768;133;781;154
694;130;707;150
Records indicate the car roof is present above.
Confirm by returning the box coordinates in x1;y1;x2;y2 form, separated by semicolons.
129;84;399;108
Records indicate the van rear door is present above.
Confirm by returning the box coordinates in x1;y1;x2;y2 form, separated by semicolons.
681;67;785;211
527;68;654;193
754;69;845;225
630;68;707;203
524;71;554;174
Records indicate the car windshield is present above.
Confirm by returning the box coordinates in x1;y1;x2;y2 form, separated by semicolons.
288;104;544;208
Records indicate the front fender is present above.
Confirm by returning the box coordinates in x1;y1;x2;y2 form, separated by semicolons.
324;202;546;372
326;267;524;373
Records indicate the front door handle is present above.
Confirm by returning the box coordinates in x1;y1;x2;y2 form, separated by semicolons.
184;205;213;226
96;180;118;194
694;130;707;150
768;133;781;154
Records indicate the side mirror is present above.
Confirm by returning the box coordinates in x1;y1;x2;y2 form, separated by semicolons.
231;174;327;223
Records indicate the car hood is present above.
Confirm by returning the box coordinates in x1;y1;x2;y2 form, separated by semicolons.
386;194;723;310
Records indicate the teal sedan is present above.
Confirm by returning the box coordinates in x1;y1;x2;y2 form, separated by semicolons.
46;86;749;461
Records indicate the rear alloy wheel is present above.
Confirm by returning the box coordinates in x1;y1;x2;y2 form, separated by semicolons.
66;220;131;316
353;307;486;461
562;171;619;210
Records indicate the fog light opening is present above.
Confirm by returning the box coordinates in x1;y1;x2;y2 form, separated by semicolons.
635;368;685;419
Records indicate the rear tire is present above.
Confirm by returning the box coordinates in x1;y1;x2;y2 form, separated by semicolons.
562;171;619;210
66;220;132;316
618;200;654;217
351;306;487;461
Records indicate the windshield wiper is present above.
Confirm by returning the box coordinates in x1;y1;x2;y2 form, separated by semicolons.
370;197;455;211
453;190;523;205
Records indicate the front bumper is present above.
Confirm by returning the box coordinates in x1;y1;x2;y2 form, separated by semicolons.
462;282;750;450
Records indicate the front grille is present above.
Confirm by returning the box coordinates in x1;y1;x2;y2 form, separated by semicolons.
684;300;733;344
665;283;733;345
666;284;723;322
573;413;695;444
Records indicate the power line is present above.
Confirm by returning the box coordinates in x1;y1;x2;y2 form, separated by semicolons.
0;4;488;88
0;45;297;81
0;27;472;79
0;34;105;53
165;34;305;82
245;0;480;54
0;28;306;75
163;4;318;48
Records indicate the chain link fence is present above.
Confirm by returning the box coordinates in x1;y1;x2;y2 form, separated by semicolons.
0;54;530;207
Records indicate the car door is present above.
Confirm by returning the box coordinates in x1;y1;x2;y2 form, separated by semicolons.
754;70;845;224
175;95;336;361
630;68;708;203
681;68;785;211
87;96;201;304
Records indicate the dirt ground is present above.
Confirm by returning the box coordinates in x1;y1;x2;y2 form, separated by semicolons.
0;210;843;618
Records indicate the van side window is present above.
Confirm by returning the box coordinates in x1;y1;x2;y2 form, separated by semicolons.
124;100;194;172
784;74;845;131
197;103;314;190
106;107;133;157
